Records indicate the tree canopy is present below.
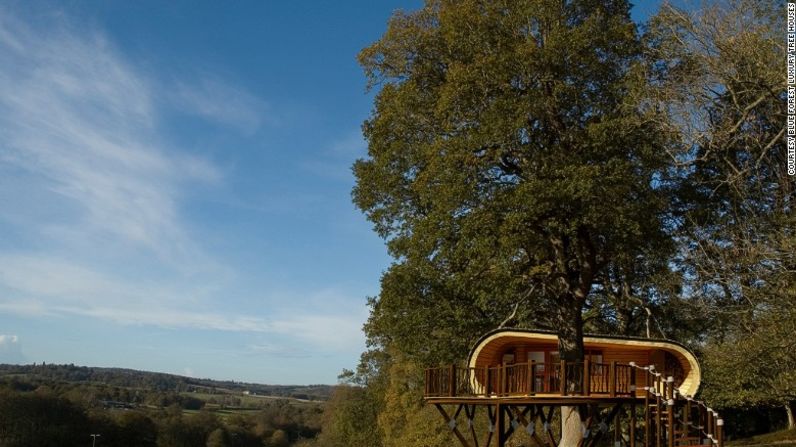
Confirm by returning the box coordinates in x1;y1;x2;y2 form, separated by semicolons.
354;0;678;367
333;0;793;445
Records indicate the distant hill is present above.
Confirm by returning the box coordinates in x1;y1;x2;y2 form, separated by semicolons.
0;363;334;401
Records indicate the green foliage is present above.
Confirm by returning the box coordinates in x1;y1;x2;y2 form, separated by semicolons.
348;1;686;445
0;379;323;447
314;385;383;447
333;0;793;444
0;363;333;401
355;0;677;362
206;428;230;447
0;390;90;447
641;0;792;414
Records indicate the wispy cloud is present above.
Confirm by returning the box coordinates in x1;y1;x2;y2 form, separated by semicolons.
0;8;367;359
171;76;272;134
0;254;366;352
0;9;217;267
301;130;366;183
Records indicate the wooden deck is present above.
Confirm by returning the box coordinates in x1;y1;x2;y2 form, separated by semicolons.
424;360;640;401
424;361;725;447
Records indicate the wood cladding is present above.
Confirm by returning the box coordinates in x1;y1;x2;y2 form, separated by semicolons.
467;330;701;397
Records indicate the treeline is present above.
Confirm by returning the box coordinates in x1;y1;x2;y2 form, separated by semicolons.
0;363;332;401
314;0;793;446
0;383;322;447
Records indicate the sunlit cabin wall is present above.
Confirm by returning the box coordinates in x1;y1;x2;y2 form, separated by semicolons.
468;332;700;397
601;347;650;397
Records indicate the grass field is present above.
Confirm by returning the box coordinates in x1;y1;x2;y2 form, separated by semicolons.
728;428;796;446
178;390;324;419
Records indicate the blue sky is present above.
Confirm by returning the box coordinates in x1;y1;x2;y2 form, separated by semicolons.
0;1;661;384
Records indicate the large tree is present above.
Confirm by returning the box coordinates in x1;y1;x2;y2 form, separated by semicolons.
354;0;676;443
642;0;793;427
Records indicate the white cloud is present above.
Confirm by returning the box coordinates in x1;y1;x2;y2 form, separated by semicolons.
0;8;368;357
301;130;366;183
0;10;218;267
0;335;18;344
171;76;272;134
0;254;366;352
0;334;25;364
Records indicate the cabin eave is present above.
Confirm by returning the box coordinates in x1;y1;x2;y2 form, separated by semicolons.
466;328;701;397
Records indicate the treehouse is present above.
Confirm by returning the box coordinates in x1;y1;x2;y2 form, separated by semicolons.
424;329;724;447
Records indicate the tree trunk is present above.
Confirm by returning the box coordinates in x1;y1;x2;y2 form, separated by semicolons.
787;401;796;430
560;406;583;447
557;299;585;447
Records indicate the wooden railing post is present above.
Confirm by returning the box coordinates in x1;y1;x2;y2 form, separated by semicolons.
706;408;713;438
716;417;724;447
424;369;428;396
655;374;662;447
583;358;591;396
528;361;535;395
500;365;507;397
644;368;651;447
682;398;690;439
666;376;674;447
609;361;617;397
560;360;567;396
449;365;456;397
486;367;492;396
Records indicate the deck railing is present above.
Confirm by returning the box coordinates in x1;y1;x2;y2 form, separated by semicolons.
424;360;636;398
628;362;724;447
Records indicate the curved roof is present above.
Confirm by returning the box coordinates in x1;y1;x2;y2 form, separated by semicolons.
466;328;702;396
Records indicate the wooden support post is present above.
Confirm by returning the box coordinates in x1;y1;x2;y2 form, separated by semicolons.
560;360;567;396
497;404;507;447
584;358;591;396
614;403;621;447
716;417;724;447
630;402;636;447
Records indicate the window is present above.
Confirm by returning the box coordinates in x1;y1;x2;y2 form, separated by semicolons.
527;351;545;371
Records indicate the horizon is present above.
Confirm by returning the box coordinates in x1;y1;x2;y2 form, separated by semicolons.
0;0;662;385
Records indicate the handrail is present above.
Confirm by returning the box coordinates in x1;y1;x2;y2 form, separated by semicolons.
627;362;724;447
424;361;726;447
424;360;636;398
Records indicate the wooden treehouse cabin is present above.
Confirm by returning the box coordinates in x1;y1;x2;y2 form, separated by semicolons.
424;329;725;447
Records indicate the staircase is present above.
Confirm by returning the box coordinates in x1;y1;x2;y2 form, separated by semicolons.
629;362;724;447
